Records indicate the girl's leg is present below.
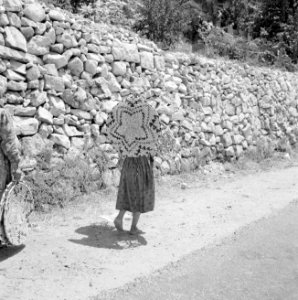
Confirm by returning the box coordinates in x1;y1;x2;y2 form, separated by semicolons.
129;212;141;235
114;210;126;231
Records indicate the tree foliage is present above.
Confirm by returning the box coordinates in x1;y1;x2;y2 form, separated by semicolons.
134;0;193;46
253;0;298;63
43;0;96;12
134;0;298;68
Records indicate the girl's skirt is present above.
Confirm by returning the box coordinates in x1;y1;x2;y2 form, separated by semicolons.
116;156;155;213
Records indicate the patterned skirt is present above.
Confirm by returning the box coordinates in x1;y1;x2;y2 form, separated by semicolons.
116;156;155;213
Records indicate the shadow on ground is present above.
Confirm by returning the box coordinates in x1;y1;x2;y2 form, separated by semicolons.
69;223;147;250
0;245;25;263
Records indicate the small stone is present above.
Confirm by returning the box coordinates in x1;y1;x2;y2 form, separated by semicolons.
21;134;47;157
63;124;84;137
21;16;37;28
13;106;36;117
0;61;7;74
10;61;26;75
68;57;83;77
8;13;21;28
0;33;4;46
44;74;65;92
112;61;127;76
26;65;41;81
85;59;98;76
5;69;25;81
58;32;78;49
0;75;7;96
50;133;70;149
181;183;188;190
29;91;47;107
0;13;9;26
35;23;47;35
39;123;53;138
44;53;69;69
154;55;165;71
160;161;170;174
164;81;178;92
95;111;108;125
48;10;65;22
7;80;27;91
225;146;235;157
28;80;39;90
140;51;154;70
37;106;53;124
21;27;35;41
43;64;58;77
50;44;64;54
101;100;118;113
223;133;233;147
70;109;93;120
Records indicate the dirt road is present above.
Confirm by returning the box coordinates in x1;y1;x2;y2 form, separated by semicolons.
98;201;298;300
0;161;298;300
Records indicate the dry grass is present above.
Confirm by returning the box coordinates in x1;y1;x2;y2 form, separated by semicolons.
25;145;109;212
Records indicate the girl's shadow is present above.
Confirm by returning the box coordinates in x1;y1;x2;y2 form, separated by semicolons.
69;223;147;250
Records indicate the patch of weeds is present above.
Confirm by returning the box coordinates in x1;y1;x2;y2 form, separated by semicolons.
26;145;109;211
234;136;295;171
245;137;276;163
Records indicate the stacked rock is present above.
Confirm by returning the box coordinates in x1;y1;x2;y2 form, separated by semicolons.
0;0;298;182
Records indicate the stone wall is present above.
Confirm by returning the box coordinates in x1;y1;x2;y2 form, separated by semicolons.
1;0;298;180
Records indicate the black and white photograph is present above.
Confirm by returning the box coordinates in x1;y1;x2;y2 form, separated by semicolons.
1;0;298;299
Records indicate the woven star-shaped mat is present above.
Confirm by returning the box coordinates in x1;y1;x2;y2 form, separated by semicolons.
106;99;161;157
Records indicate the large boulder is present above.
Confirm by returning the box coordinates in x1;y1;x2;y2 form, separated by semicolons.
13;116;39;136
27;35;51;56
2;0;23;12
44;53;69;69
23;3;46;22
5;27;27;52
112;42;140;63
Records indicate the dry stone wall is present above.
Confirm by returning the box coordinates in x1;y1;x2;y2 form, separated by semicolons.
1;0;298;181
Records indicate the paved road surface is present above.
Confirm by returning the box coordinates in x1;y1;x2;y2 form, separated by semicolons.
99;202;298;300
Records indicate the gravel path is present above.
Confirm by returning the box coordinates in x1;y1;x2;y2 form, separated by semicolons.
99;201;298;300
1;162;298;300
